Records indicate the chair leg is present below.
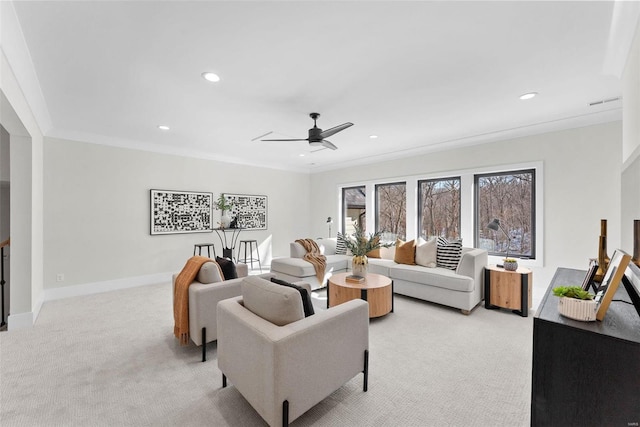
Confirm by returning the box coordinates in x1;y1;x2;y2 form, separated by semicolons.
202;327;207;362
363;349;369;392
282;400;289;427
222;373;227;388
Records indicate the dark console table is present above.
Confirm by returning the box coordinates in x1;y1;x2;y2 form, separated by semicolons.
531;267;640;427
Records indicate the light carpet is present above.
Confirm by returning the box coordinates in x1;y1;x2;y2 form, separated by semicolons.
0;282;533;426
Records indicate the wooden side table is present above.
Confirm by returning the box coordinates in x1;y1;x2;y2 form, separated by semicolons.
484;265;532;317
328;272;394;318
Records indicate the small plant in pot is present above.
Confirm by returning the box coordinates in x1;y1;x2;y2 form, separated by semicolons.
339;224;393;278
503;258;519;271
214;194;234;228
553;286;597;321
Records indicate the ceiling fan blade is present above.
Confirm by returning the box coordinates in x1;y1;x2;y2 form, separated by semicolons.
321;140;338;150
260;138;309;142
319;122;353;139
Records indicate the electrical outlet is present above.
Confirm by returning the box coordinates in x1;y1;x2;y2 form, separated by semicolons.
56;273;64;282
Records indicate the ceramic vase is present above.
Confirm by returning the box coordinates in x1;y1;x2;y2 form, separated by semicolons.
352;255;368;278
558;297;597;322
503;260;518;271
221;211;231;228
595;219;610;282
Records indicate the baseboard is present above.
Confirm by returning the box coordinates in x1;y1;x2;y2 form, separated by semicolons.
43;272;173;302
8;311;34;331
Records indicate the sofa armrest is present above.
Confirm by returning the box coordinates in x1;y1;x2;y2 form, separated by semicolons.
217;298;369;426
236;263;249;278
456;248;488;296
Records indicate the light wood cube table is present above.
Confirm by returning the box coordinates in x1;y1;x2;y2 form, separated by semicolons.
484;265;532;317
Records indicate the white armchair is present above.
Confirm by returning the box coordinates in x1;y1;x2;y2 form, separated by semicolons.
172;262;274;362
217;275;370;427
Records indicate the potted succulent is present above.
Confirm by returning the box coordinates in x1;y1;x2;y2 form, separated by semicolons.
503;258;519;271
340;224;393;278
553;286;597;321
214;194;234;228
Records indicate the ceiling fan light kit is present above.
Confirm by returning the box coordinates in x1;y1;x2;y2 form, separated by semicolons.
261;112;353;151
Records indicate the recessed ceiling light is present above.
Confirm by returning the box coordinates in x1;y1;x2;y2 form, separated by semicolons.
519;92;538;100
158;125;170;131
299;154;305;157
201;72;220;82
369;135;378;139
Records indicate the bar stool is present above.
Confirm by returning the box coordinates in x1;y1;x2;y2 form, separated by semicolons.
237;240;262;272
193;243;216;258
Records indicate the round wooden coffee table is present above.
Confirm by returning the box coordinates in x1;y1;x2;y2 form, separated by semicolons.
328;272;394;318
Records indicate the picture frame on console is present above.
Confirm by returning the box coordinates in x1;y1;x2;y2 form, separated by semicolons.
581;259;599;292
595;249;632;321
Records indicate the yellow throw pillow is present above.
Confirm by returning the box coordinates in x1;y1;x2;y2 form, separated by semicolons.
394;239;416;265
367;248;381;258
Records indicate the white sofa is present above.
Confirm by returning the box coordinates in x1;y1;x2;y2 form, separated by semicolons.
270;238;488;314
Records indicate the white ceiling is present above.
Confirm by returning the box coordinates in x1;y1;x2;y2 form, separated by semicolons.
11;1;628;172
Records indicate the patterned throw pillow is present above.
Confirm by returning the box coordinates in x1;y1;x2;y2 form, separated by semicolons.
436;237;462;270
335;234;348;255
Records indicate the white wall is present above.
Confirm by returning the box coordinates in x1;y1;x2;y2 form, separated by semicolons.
43;137;310;291
310;122;623;295
621;22;640;254
1;41;45;329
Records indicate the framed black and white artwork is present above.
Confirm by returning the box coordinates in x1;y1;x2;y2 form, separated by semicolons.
150;189;213;235
223;194;267;230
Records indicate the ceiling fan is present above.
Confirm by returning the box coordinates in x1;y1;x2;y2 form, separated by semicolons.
261;112;353;151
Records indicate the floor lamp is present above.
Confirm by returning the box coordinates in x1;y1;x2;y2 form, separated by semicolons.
327;217;333;237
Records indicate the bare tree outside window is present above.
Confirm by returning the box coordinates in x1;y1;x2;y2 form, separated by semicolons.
475;170;535;259
342;186;366;235
419;177;461;239
375;182;406;241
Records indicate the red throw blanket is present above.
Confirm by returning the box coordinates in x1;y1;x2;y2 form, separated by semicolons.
173;256;212;345
296;239;327;284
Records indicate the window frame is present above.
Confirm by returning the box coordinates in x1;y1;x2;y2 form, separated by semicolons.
336;161;543;267
473;168;536;260
417;176;461;240
341;185;366;234
375;181;407;240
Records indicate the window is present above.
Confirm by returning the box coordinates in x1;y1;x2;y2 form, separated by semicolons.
342;186;366;234
418;177;460;239
375;182;406;241
475;169;535;259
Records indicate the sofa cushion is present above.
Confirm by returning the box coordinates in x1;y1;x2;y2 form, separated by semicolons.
394;239;416;265
319;238;337;255
366;258;397;277
415;237;437;268
367;248;381;258
197;261;225;284
241;276;304;326
436;237;462;270
270;278;315;317
290;242;307;258
216;256;238;280
271;255;348;278
389;264;474;292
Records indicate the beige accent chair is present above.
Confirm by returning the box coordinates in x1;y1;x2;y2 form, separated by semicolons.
172;262;274;362
217;275;370;427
